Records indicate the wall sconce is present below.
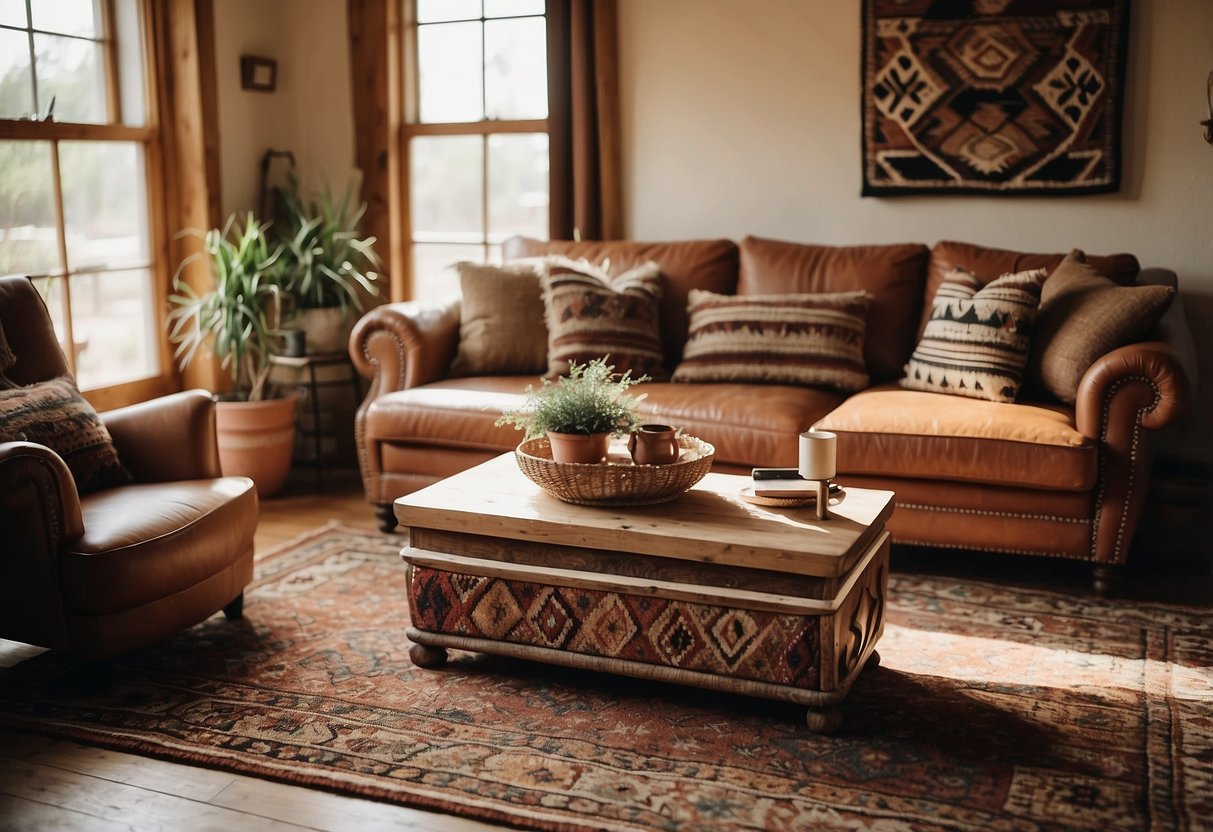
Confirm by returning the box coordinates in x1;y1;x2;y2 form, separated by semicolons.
1203;71;1213;144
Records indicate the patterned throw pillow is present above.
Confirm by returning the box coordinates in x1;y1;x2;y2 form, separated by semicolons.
901;267;1047;403
0;375;131;494
1027;250;1174;404
672;289;871;392
542;258;666;380
448;260;549;377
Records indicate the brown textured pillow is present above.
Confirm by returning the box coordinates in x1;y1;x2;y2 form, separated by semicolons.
448;261;549;377
0;375;131;494
1027;250;1174;404
672;289;871;392
901;267;1047;403
542;258;666;380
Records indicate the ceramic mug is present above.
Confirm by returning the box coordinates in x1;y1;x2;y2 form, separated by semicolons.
628;424;680;465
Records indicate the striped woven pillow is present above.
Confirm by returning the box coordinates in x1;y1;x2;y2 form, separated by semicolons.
671;289;871;392
542;258;666;380
901;267;1047;402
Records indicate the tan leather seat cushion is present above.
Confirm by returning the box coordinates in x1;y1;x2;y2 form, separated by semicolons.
62;478;258;614
367;377;844;469
815;385;1096;490
737;236;930;382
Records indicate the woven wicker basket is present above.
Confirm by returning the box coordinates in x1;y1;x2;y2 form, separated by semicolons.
515;435;715;506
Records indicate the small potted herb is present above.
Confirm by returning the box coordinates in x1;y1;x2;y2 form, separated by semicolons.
496;357;648;463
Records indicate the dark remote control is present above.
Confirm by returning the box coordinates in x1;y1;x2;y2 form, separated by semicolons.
751;468;803;480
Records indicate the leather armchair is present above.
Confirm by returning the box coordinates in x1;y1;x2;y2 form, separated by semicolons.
0;275;258;659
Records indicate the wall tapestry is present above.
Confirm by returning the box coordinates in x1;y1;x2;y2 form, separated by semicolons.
861;0;1129;196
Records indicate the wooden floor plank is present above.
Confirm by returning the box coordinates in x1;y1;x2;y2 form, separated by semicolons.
26;741;238;803
0;794;136;832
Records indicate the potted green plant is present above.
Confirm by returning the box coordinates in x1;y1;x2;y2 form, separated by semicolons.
277;173;380;354
166;213;298;497
496;357;649;463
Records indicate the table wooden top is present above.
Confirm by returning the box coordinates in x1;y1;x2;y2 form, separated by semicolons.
395;454;894;578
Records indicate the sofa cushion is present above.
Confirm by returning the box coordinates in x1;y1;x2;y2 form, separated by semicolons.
449;261;549;377
504;237;740;370
737;236;930;381
1026;250;1175;405
901;267;1046;403
671;289;870;392
815;385;1096;491
0;374;131;494
924;240;1140;336
542;259;666;380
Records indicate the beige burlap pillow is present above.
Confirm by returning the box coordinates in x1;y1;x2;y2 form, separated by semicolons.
542;258;665;380
1028;250;1174;404
672;289;871;392
448;261;549;377
901;267;1046;403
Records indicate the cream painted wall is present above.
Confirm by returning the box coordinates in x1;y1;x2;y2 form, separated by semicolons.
211;0;356;221
617;0;1213;459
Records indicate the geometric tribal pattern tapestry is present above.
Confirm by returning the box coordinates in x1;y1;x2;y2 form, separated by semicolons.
861;0;1129;196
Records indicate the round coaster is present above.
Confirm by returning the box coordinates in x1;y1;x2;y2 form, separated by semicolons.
737;486;814;508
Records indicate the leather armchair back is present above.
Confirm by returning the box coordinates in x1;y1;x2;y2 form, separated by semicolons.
0;276;70;385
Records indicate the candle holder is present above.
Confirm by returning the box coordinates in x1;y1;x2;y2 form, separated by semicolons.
799;430;837;520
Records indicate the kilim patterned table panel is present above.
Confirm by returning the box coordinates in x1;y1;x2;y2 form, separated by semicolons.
409;566;823;690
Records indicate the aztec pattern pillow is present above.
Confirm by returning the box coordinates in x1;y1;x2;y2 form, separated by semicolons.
672;289;871;392
0;374;131;494
1027;250;1174;404
542;258;666;380
448;260;549;377
901;267;1047;403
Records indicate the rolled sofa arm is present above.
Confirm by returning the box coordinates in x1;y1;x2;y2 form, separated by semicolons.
103;389;221;482
349;298;462;397
1073;285;1193;567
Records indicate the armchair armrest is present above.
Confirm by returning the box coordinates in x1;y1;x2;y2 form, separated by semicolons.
349;298;462;397
102;389;222;482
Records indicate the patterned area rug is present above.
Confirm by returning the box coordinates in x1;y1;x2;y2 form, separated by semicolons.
1;523;1209;831
861;0;1129;195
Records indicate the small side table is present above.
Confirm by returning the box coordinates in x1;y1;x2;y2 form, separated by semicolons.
269;352;362;492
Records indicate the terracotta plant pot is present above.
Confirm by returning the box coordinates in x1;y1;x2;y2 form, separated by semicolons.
546;431;610;464
215;393;298;498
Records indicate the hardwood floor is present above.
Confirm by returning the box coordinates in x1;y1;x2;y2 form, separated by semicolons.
0;467;503;832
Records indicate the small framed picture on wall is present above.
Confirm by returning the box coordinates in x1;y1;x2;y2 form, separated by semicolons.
240;55;277;92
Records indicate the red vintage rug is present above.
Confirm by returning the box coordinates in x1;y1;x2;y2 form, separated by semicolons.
0;523;1209;831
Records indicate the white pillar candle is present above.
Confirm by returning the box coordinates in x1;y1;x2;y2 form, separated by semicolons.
799;430;837;480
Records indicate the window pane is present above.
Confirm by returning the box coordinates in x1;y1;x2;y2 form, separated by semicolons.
416;0;480;23
59;141;149;270
30;0;100;38
410;135;483;238
412;243;480;302
0;140;62;276
0;0;28;27
33;33;107;123
114;0;146;126
418;21;482;123
31;275;70;352
484;17;546;119
484;0;544;17
0;28;34;118
70;269;159;388
488;133;548;243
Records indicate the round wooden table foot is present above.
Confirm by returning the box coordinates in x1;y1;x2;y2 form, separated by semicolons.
805;707;843;733
409;643;448;668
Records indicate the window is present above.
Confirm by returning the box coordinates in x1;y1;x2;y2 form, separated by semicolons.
0;0;168;407
406;0;549;301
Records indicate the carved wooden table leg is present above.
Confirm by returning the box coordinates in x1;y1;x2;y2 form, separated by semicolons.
805;707;843;733
409;643;448;668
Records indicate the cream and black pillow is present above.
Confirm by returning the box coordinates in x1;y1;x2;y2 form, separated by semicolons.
672;289;870;392
901;267;1047;403
542;258;665;380
448;260;549;377
1027;250;1174;404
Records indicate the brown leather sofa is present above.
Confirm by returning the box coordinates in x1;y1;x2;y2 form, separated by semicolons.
349;237;1193;594
0;275;258;659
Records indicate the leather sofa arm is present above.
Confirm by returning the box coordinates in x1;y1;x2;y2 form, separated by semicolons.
103;389;222;482
349;298;462;396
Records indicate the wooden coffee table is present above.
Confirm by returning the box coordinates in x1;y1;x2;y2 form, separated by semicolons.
395;453;894;731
